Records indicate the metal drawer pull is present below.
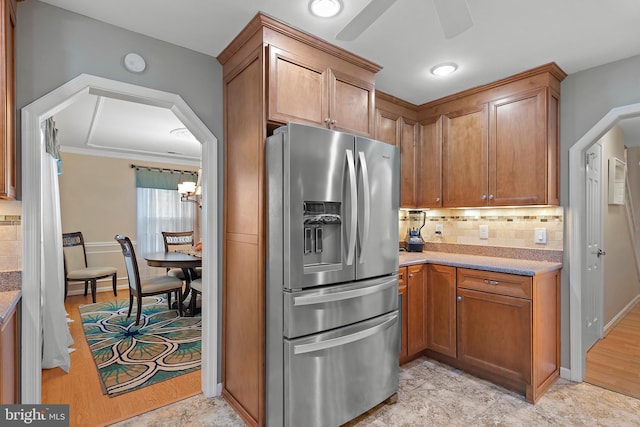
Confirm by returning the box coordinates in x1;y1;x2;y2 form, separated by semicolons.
483;279;500;285
293;278;397;306
293;315;397;355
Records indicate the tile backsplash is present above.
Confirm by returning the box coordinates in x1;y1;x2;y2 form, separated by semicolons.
0;201;22;272
400;206;564;251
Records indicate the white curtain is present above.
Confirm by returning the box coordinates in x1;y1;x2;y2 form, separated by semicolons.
41;153;73;372
136;188;196;278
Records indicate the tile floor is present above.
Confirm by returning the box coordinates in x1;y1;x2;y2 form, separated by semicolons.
111;357;640;426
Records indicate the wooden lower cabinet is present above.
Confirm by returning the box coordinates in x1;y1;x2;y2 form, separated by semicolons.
455;267;560;403
397;267;408;363
426;264;457;358
0;298;19;404
406;264;427;359
401;262;560;403
457;287;532;385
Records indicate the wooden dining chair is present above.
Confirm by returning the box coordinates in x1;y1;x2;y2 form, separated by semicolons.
188;278;202;316
161;231;200;280
114;235;184;325
62;231;117;303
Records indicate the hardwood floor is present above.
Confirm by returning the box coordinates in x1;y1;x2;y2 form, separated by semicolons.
585;300;640;399
42;289;201;427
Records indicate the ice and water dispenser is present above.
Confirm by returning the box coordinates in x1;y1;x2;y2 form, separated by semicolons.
302;201;341;269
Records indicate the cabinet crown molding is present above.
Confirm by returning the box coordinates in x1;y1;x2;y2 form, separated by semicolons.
217;12;381;74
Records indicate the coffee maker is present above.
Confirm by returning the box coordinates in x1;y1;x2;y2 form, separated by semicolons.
405;210;425;252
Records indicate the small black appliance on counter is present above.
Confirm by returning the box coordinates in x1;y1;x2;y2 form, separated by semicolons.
405;210;425;252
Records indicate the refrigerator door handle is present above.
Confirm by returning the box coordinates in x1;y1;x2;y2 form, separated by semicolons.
346;149;357;266
292;314;397;355
292;277;397;306
358;151;371;264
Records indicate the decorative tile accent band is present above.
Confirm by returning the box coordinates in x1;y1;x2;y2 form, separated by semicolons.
399;207;564;251
0;215;21;226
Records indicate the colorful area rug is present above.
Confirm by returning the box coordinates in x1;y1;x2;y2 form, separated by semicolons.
79;296;201;397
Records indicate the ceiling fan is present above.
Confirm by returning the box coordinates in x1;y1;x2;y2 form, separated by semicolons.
335;0;474;41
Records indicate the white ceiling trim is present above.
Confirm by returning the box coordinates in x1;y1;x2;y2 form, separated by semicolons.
85;95;104;148
59;144;201;167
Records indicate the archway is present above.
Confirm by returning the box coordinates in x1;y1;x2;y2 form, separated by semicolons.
568;102;640;381
21;74;219;402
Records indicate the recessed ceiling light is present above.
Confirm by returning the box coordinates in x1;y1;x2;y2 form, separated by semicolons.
170;127;197;142
309;0;343;18
430;62;458;76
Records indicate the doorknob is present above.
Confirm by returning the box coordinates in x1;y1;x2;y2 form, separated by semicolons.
597;249;606;257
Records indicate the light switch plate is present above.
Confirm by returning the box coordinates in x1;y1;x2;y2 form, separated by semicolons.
479;224;489;240
535;227;547;244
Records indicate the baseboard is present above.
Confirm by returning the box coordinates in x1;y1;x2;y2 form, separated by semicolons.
604;294;640;335
560;367;572;381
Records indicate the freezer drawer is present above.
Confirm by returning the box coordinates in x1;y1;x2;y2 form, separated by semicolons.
284;311;399;427
284;275;398;339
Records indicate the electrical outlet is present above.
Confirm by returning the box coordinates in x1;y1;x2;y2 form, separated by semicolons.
435;224;444;236
535;227;547;244
479;224;489;240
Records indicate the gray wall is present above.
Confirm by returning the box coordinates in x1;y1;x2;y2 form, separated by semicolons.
560;54;640;368
16;0;225;380
600;127;640;325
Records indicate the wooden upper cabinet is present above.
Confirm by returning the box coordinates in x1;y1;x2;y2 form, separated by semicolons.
489;87;555;206
399;117;417;208
375;108;400;146
0;0;16;200
267;46;375;137
442;104;488;207
329;69;375;136
374;92;420;208
268;46;328;129
417;115;442;208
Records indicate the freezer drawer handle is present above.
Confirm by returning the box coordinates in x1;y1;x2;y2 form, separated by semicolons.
346;149;357;266
293;314;397;355
293;278;397;306
358;151;371;264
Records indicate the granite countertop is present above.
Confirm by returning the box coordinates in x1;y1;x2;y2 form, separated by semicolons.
399;251;562;276
0;271;21;324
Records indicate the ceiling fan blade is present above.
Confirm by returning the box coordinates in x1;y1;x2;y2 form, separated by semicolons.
336;0;397;41
433;0;473;39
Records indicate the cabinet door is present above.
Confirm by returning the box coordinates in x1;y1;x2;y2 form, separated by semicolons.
442;104;488;207
375;108;400;146
399;117;417;208
417;115;442;208
329;69;374;137
407;264;427;357
457;288;532;384
398;267;408;363
426;264;456;358
0;302;18;403
489;88;547;205
267;46;329;128
0;0;16;200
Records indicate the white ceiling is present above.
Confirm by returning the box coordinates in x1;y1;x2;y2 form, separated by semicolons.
54;93;201;164
40;0;640;153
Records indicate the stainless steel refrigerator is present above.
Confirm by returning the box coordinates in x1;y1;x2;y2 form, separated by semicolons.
266;122;400;426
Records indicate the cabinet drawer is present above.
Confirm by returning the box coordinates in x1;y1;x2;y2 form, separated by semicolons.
457;268;532;299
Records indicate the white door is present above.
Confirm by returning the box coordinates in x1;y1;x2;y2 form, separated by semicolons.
583;143;604;354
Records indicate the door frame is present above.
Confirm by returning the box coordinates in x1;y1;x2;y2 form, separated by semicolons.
568;102;640;382
21;74;220;402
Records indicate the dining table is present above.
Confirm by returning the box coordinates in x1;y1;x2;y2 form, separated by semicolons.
144;250;202;315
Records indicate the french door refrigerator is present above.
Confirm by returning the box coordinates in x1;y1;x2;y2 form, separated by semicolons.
266;122;400;426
